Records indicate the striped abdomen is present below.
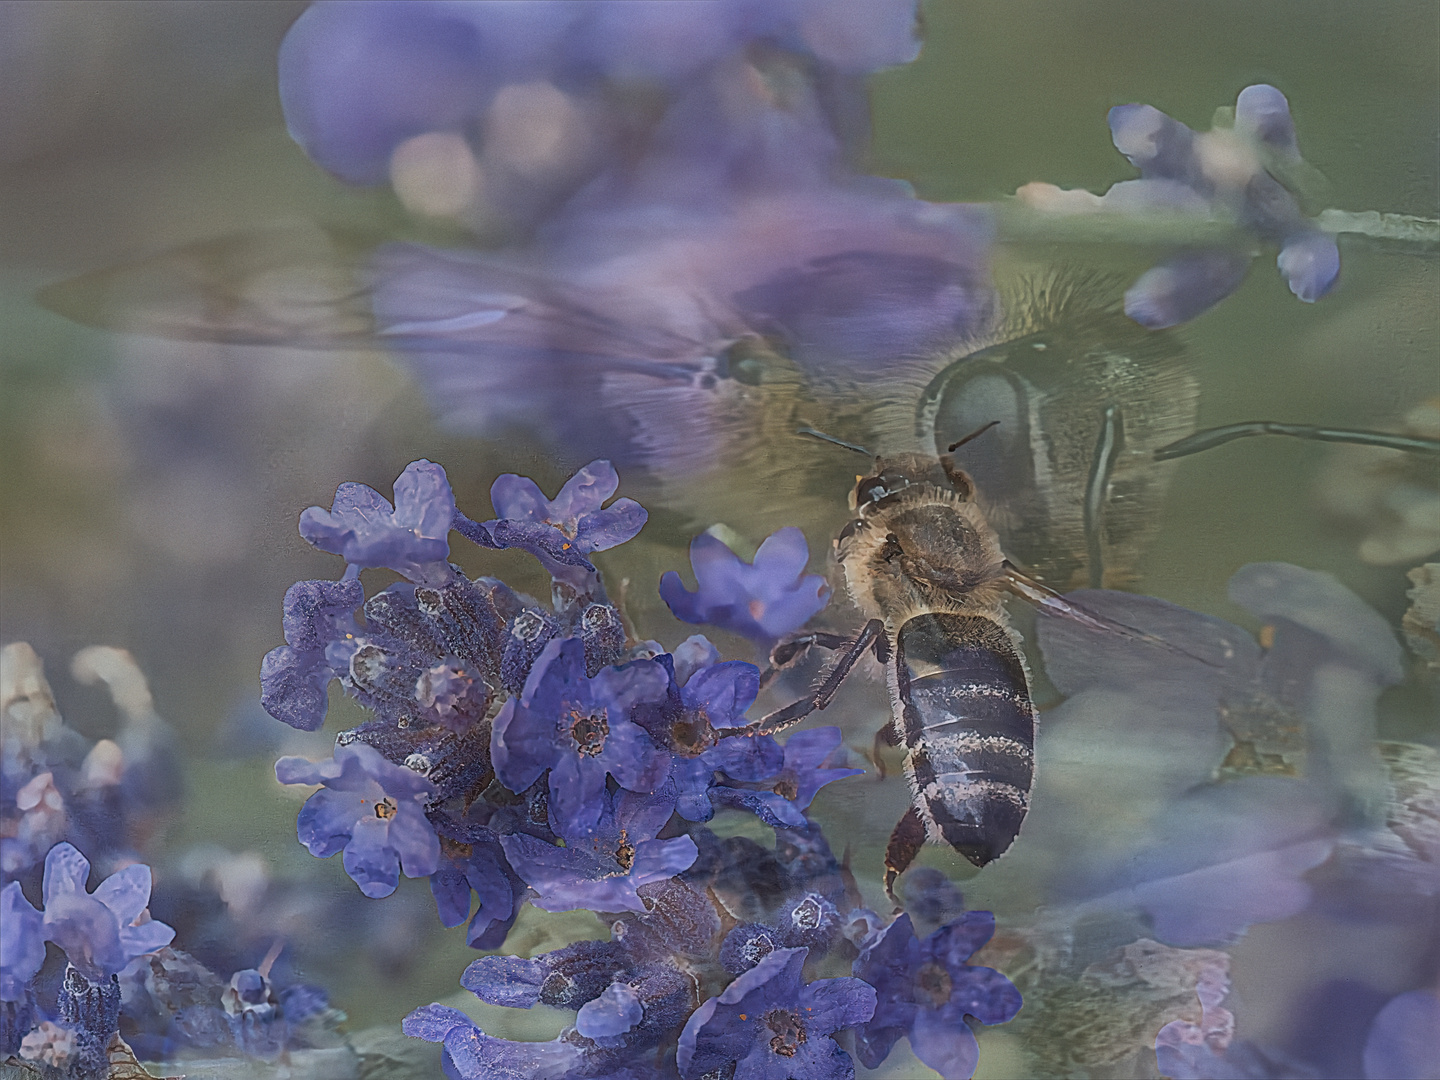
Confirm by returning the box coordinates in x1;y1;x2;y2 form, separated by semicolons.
894;612;1036;866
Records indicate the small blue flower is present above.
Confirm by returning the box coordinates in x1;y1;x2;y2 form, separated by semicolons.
430;834;521;950
711;727;862;828
455;460;647;583
500;789;698;913
30;843;175;982
275;742;440;898
299;459;456;585
852;911;1021;1078
0;882;45;1001
402;1003;582;1080
678;946;876;1080
660;527;830;648
259;577;365;731
491;637;670;839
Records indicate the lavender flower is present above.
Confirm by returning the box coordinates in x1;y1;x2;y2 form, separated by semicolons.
660;527;830;648
677;946;875;1080
259;576;364;731
491;637;671;838
499;789;697;913
298;459;456;585
402;1003;582;1080
430;834;521;950
455;459;647;583
711;727;862;828
852;912;1021;1078
275;742;440;898
1019;85;1337;326
28;843;175;981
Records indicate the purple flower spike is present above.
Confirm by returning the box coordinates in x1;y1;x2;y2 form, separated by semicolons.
492;638;671;839
678;946;876;1080
35;843;175;982
402;1003;582;1080
276;742;439;898
500;789;698;914
1;881;45;1001
660;527;830;647
299;460;456;585
853;912;1021;1078
712;727;862;828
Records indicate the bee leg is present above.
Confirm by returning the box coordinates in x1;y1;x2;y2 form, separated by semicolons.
728;619;888;738
871;722;901;780
1082;404;1122;589
884;806;926;903
1154;421;1440;460
759;632;853;691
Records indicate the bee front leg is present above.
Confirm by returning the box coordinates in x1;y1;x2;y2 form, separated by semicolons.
758;631;854;690
725;619;888;738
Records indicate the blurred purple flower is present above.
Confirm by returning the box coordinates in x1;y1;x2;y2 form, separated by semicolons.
29;843;174;981
677;946;875;1080
0;882;45;1001
275;742;440;898
454;459;647;582
711;726;862;828
853;911;1021;1078
1032;562;1404;945
491;637;671;838
299;460;456;585
1021;84;1337;327
259;576;364;731
402;1003;582;1080
661;527;830;648
1363;990;1440;1080
499;789;697;913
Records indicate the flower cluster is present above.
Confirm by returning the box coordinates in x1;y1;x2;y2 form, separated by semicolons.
254;456;1021;1078
1018;84;1339;327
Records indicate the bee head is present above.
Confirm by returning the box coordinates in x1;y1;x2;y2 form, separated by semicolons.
849;453;975;515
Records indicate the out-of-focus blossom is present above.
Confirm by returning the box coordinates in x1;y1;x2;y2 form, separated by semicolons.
0;882;46;1001
1;771;66;874
677;946;875;1080
853;912;1021;1078
491;638;670;838
499;789;697;912
1403;564;1440;674
1362;990;1440;1080
402;1002;582;1080
1031;562;1403;945
660;527;829;647
275;742;440;898
1018;85;1337;327
711;726;861;828
454;459;647;582
32;843;175;981
298;459;456;585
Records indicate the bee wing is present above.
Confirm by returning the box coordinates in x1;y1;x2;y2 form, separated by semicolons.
38;224;381;349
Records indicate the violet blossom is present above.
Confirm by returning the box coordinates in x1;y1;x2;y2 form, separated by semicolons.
660;527;830;648
275;741;440;898
711;726;862;828
259;576;364;731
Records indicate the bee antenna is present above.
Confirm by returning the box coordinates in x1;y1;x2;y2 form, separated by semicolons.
796;426;872;456
948;420;1001;452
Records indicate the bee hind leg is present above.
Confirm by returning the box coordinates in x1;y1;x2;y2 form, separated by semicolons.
884;806;926;904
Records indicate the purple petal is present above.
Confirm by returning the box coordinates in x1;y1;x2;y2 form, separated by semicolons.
1235;84;1300;159
1277;231;1340;302
596;721;671;797
343;815;402;898
1108;103;1199;181
490;698;556;795
575;980;643;1040
42;842;91;906
547;752;609;839
116;916;176;959
910;1006;981;1079
0;881;45;1001
402;1002;474;1043
684;662;760;725
430;863;473;928
1124;250;1251;328
549;460;620;522
43;891;125;978
489;473;550;523
260;645;332;731
392;459;458;541
630;836;700;888
801;975;878;1034
574;498;647;552
92;864;151;926
1362;990;1440;1080
942;967;1023;1027
390;804;442;879
927;910;996;968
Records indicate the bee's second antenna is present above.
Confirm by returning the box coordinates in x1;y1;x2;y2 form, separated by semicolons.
797;426;872;456
948;420;1001;453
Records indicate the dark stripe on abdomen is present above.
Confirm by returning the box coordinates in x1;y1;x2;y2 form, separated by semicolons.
895;612;1036;866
